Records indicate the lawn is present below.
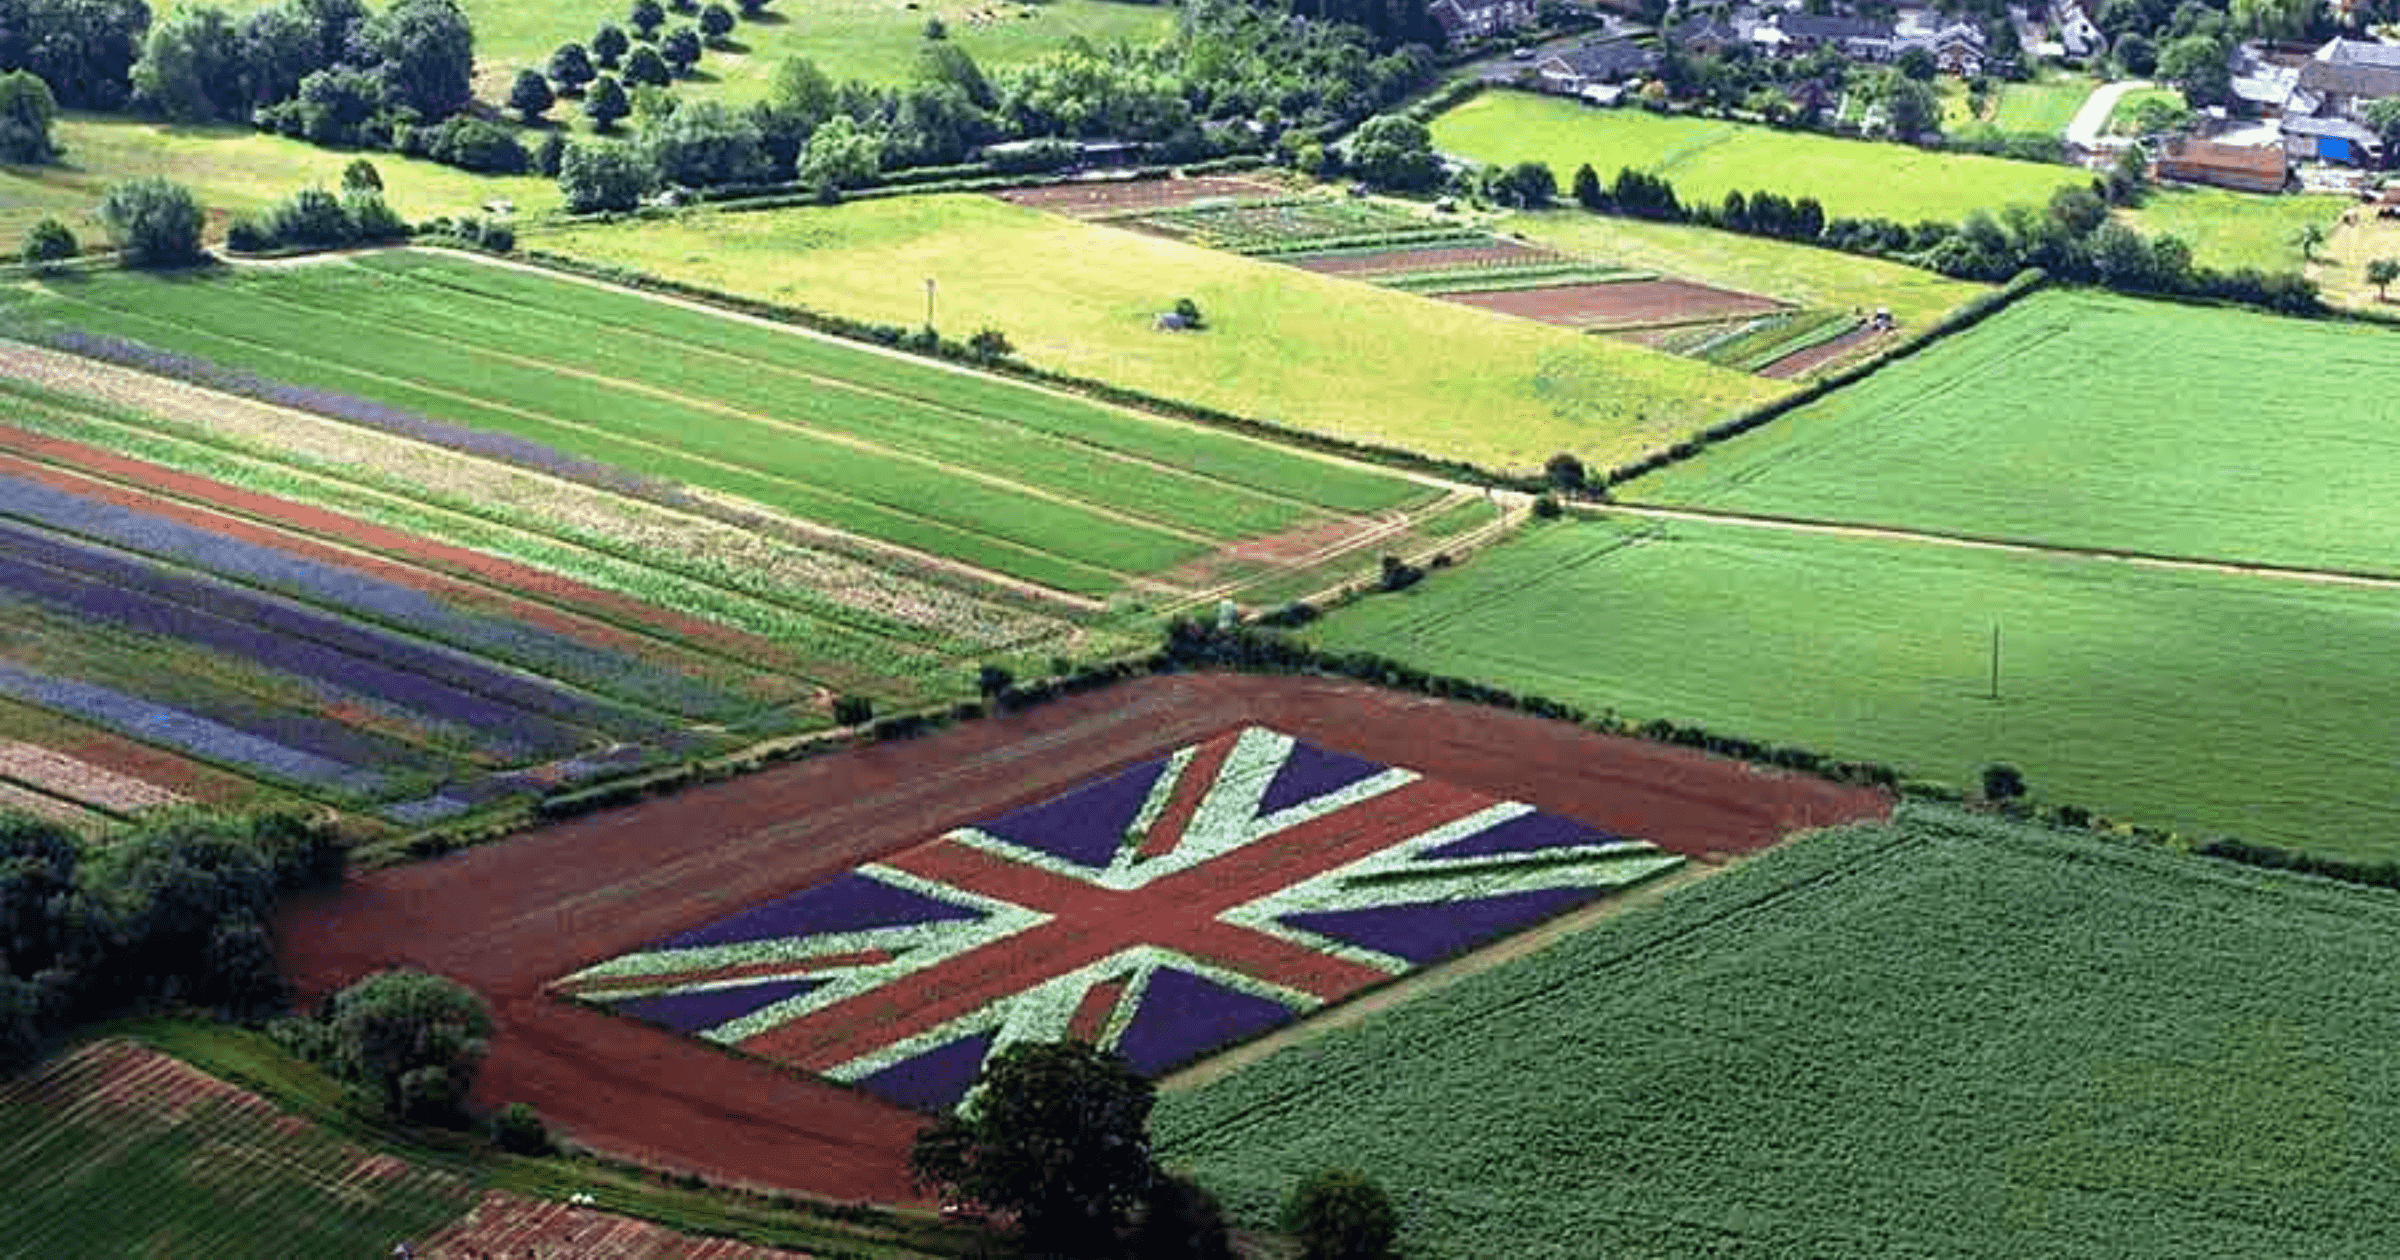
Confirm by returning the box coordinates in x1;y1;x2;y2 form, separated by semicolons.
2122;184;2349;272
1430;91;2086;224
0;114;557;248
1499;208;1989;331
1157;807;2400;1258
2103;84;2185;135
1303;517;2400;857
9;255;1432;595
1628;289;2400;577
533;195;1782;472
1989;73;2097;134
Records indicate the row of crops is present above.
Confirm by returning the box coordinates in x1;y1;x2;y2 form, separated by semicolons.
1125;197;1488;256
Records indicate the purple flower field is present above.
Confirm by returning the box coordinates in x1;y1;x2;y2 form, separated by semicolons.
977;756;1169;868
1112;968;1297;1077
0;661;385;794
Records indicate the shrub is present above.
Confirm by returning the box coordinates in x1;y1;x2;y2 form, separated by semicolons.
20;217;77;267
832;695;874;726
1981;762;2027;802
1282;1170;1399;1260
489;1101;554;1155
1531;493;1562;519
97;176;205;268
341;158;383;193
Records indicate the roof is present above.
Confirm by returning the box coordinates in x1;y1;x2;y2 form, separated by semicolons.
2159;137;2291;181
2296;57;2400;100
2319;37;2400;68
2281;113;2382;144
1671;14;1745;43
1776;13;1889;40
1548;38;1659;80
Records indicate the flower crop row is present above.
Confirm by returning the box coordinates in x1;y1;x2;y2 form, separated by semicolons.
0;661;385;794
0;739;185;814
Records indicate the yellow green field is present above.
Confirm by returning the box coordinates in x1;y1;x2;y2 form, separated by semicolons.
2122;185;2348;273
533;194;1783;471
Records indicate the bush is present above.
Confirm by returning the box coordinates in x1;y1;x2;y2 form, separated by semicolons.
20;217;77;267
1981;762;2027;802
341;158;383;193
325;969;492;1125
1282;1170;1399;1260
1377;554;1423;592
97;176;205;268
264;186;355;248
346;192;409;242
832;695;874;726
1531;493;1562;519
1135;1172;1232;1260
489;1101;554;1155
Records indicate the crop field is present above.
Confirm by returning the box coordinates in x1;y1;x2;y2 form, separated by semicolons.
1308;517;2400;857
1444;276;1787;329
1637;307;1863;373
280;673;1887;1201
0;114;560;249
556;724;1682;1111
992;176;1286;218
1430;92;2084;224
3;253;1431;599
0;1038;477;1255
1157;807;2400;1258
1122;196;1485;255
533;195;1783;471
1630;289;2400;577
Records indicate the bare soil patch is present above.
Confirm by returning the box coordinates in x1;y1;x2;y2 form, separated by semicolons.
1446;279;1786;329
1289;241;1566;275
276;675;1887;1205
1758;322;1890;379
420;1191;804;1258
991;177;1282;218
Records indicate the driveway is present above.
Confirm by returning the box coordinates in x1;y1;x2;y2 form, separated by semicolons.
2066;78;2153;149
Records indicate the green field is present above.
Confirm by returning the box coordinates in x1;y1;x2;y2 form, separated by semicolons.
1305;517;2400;856
1431;92;2085;224
1157;807;2400;1257
5;253;1430;597
1989;74;2097;134
0;114;558;249
2122;185;2348;272
2103;84;2185;135
1630;289;2400;576
1500;209;1989;331
535;194;1782;471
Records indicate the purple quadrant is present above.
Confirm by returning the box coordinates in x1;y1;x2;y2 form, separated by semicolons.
1278;886;1607;965
1111;968;1297;1077
1256;741;1388;816
661;873;983;949
975;757;1169;869
857;1030;998;1113
1417;809;1618;860
613;977;821;1035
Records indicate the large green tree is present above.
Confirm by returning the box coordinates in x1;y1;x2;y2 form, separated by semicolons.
1281;1170;1401;1260
909;1041;1158;1255
558;137;650;209
2158;35;2232;109
97;176;205;267
0;0;151;110
325;969;491;1122
0;70;59;163
131;5;246;121
355;0;475;118
1345;113;1440;191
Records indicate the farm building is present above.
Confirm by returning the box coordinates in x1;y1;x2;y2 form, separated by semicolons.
2281;113;2383;165
1533;39;1660;94
2155;137;2291;193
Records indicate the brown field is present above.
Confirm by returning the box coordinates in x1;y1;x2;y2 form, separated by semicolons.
276;675;1889;1204
990;176;1283;218
1445;278;1788;329
1288;240;1567;275
420;1191;804;1259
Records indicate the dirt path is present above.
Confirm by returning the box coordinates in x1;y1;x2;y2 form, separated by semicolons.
1603;502;2400;592
2066;79;2149;151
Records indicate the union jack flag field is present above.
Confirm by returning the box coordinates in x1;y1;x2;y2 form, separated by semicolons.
554;725;1682;1111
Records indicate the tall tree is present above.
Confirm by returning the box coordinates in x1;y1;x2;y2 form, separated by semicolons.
557;137;651;209
236;4;327;112
0;0;153;110
356;0;476;118
582;72;629;129
507;67;553;121
548;41;595;93
131;5;245;121
591;22;629;67
97;175;204;267
0;69;59;162
324;970;491;1122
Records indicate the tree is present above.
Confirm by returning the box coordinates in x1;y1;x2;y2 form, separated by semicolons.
592;22;629;67
325;969;491;1123
131;5;245;121
909;1041;1158;1254
0;975;40;1077
340;157;381;193
583;73;630;129
737;0;770;14
1882;74;1941;142
2114;31;2157;75
2157;34;2231;109
548;42;595;93
796;113;880;190
1895;44;1937;81
923;14;947;39
661;25;702;75
966;327;1014;361
975;662;1015;697
1571;161;1603;209
235;4;324;111
770;56;837;127
916;41;994;110
1980;762;2027;802
1172;296;1205;328
355;0;476;119
488;1101;553;1154
1281;1170;1400;1260
98;177;205;268
20;216;76;266
1544;452;1586;492
699;1;735;43
1346;114;1440;191
2369;257;2399;301
558;138;651;210
629;0;666;38
623;45;671;88
508;68;554;122
2294;221;2326;261
1134;1172;1232;1260
2364;97;2400;158
640;97;766;186
0;70;59;163
0;0;153;110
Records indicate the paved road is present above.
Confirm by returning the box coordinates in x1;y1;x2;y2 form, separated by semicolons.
2065;78;2152;150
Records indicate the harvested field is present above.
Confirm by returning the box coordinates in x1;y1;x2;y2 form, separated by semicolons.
991;177;1282;218
276;675;1887;1203
420;1191;804;1259
1289;241;1566;275
1445;278;1787;329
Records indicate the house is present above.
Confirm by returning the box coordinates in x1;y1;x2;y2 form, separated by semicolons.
2053;0;2103;59
2267;39;2400;165
1774;13;1895;59
2155;136;2292;192
1534;39;1660;93
2280;112;2383;165
1429;0;1536;40
1901;21;1990;75
1668;13;1749;54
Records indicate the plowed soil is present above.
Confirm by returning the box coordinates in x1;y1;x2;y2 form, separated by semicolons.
276;675;1887;1205
1289;241;1565;275
991;177;1281;218
1759;322;1889;379
1446;278;1786;328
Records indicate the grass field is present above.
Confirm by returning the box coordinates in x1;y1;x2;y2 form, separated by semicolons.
1304;517;2400;856
2311;210;2400;309
1157;807;2400;1257
1989;74;2097;134
0;114;559;248
534;195;1783;471
6;253;1430;597
1499;208;1989;331
2103;84;2185;135
2122;185;2348;272
1430;92;2085;224
1627;289;2400;576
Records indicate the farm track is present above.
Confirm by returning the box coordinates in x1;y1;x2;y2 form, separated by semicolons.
277;675;1886;1205
1603;502;2400;592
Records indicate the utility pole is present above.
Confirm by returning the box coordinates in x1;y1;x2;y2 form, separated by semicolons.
924;277;936;331
1988;621;2001;702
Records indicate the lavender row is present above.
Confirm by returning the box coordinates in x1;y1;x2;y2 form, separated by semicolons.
0;661;385;795
0;469;739;720
0;526;591;760
1110;968;1297;1079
